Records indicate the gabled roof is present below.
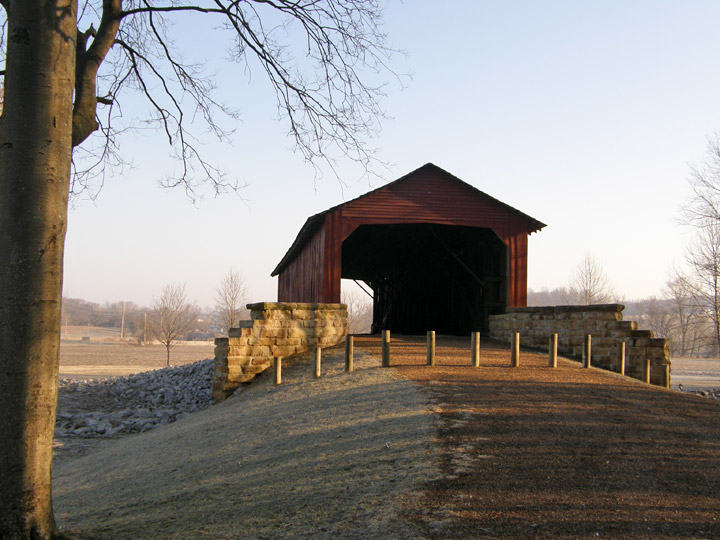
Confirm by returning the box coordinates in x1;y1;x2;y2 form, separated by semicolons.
271;163;546;277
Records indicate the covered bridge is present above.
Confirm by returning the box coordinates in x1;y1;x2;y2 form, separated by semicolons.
271;163;545;335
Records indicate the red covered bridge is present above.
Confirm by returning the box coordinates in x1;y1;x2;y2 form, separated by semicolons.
272;163;545;334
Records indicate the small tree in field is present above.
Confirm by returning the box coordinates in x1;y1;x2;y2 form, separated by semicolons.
149;283;200;366
214;268;248;333
565;253;617;305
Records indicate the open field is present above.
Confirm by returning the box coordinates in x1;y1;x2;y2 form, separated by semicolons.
62;325;127;341
60;341;214;380
669;356;720;391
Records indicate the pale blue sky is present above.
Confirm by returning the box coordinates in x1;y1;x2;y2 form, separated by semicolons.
63;1;720;308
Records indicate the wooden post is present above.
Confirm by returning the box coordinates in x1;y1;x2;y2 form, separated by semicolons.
549;333;558;368
427;331;436;366
314;347;322;378
274;357;282;386
471;332;480;367
618;341;626;376
644;358;651;384
664;364;670;389
582;334;591;368
345;336;354;373
510;332;520;367
382;330;390;368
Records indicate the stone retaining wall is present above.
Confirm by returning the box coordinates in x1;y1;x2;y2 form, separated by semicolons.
489;304;670;387
213;302;347;401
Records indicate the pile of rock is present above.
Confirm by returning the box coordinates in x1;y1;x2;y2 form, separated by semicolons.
56;359;215;438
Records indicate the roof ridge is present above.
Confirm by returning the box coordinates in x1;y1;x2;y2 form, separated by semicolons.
271;164;546;277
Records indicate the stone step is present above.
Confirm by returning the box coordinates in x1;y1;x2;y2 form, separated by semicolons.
242;362;273;375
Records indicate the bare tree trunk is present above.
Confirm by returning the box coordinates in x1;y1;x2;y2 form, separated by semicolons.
0;1;77;538
715;298;720;362
166;344;171;367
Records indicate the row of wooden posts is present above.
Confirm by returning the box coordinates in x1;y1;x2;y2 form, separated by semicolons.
272;331;665;387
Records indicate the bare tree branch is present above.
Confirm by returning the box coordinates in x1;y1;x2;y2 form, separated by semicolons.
214;268;248;333
683;219;720;359
680;135;720;358
63;0;402;200
72;0;122;147
565;253;617;305
148;283;200;366
682;132;720;225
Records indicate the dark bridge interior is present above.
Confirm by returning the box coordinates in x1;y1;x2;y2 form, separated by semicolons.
341;223;508;335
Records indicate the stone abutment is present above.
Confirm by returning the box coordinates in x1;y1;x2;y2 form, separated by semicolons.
489;304;670;387
213;302;347;401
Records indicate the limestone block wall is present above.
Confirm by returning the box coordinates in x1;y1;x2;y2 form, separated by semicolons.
489;304;670;387
213;302;347;401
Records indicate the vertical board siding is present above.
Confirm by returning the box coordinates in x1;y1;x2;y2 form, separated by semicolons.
278;225;325;302
323;211;343;303
504;231;528;307
276;164;542;307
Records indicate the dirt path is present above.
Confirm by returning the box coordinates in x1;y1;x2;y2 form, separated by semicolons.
360;335;720;540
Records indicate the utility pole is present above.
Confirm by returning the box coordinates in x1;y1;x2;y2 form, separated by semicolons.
120;302;126;339
144;313;147;345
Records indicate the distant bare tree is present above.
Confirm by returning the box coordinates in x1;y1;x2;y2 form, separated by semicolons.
214;268;248;333
149;283;200;366
683;133;720;225
527;287;572;306
342;289;373;334
642;297;674;341
683;220;720;359
565;253;617;305
665;272;701;357
681;134;720;360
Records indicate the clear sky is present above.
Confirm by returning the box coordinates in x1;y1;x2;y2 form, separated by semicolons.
62;1;720;309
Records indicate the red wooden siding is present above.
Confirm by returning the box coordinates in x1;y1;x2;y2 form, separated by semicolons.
340;167;523;237
505;231;528;307
277;224;325;302
274;163;545;308
323;212;343;303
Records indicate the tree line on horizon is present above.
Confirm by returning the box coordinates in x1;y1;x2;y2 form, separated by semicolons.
60;284;375;341
60;296;215;340
527;279;718;359
61;268;251;342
